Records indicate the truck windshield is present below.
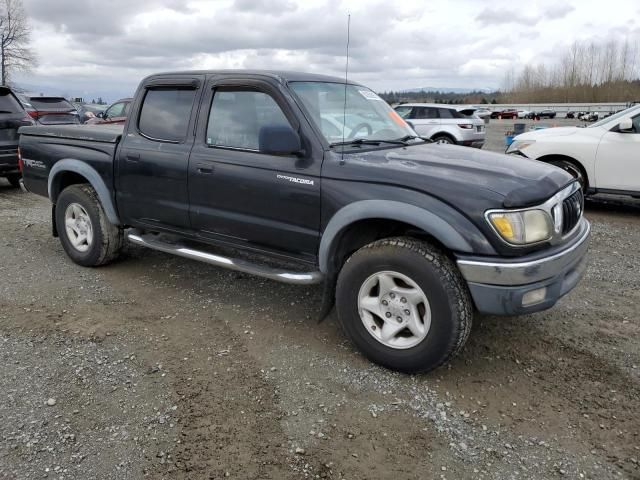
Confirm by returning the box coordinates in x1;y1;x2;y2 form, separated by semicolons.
289;82;415;145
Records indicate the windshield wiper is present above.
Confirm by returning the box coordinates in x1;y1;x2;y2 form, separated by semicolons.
396;134;432;143
331;138;411;147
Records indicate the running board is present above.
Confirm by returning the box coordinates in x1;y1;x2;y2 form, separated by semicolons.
126;231;324;286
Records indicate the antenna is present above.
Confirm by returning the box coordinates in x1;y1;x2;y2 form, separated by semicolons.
340;13;351;163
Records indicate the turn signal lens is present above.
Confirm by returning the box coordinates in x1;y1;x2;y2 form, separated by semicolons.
487;209;553;245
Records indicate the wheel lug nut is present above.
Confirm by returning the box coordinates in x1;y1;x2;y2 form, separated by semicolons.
390;293;396;299
404;309;410;315
396;317;402;323
381;300;388;306
385;312;392;318
401;297;407;303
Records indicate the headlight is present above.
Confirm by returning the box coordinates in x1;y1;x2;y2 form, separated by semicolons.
487;209;553;245
506;139;535;154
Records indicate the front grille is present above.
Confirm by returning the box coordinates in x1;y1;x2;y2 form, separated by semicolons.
561;189;583;234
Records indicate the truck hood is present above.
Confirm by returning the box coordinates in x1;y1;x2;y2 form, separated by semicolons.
326;143;574;210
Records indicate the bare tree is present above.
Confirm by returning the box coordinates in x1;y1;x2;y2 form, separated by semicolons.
0;0;35;85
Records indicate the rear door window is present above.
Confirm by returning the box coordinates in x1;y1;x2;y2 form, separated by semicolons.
414;107;438;119
0;90;23;113
206;89;290;150
138;88;196;142
438;108;465;119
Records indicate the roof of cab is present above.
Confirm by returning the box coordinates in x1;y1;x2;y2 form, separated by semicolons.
143;70;364;86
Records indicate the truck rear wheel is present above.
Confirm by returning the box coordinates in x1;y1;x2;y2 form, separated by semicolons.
5;174;21;188
55;184;123;267
335;237;473;373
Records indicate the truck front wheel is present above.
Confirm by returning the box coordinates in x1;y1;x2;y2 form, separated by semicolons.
55;184;124;267
335;237;473;373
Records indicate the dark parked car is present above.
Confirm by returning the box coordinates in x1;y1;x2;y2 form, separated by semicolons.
565;111;575;119
18;70;590;373
72;102;108;124
529;109;556;119
0;86;34;187
21;96;80;125
490;109;518;119
86;98;132;125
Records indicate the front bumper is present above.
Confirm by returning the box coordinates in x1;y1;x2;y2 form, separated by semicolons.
456;219;590;315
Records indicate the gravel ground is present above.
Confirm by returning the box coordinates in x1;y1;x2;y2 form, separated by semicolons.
1;121;639;479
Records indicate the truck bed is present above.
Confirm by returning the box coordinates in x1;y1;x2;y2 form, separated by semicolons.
19;124;124;143
19;124;124;198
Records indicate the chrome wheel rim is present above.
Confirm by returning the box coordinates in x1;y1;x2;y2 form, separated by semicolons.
64;203;93;253
357;270;432;349
435;138;451;144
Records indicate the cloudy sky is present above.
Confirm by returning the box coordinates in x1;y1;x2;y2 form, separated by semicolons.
14;0;640;101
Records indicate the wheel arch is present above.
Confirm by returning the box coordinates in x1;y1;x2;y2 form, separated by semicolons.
318;200;475;274
430;131;458;143
48;159;120;225
537;154;590;189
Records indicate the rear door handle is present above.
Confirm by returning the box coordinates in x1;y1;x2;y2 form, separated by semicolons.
126;153;140;162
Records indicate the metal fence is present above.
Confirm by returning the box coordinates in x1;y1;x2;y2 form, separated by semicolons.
485;102;631;114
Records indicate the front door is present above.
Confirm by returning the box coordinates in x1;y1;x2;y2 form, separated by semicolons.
116;78;202;230
595;113;640;192
188;79;322;262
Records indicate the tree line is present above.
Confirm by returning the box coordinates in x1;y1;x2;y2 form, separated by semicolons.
502;38;640;103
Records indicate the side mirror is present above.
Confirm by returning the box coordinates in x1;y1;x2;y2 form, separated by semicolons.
96;112;104;119
618;118;633;132
259;125;302;155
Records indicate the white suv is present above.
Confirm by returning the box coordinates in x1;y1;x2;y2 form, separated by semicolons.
394;103;485;148
507;105;640;196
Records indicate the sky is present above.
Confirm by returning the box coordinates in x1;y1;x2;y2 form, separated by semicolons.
13;0;640;102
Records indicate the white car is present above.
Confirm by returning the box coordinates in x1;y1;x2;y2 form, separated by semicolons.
517;110;531;119
507;105;640;196
394;103;485;148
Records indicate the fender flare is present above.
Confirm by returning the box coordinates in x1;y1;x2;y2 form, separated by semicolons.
48;159;121;225
318;200;474;274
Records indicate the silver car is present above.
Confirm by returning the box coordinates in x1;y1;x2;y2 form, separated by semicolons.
394;103;485;148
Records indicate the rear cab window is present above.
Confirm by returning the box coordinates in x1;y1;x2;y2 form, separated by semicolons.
138;88;196;142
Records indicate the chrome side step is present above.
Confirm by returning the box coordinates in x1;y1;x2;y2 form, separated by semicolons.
126;231;324;286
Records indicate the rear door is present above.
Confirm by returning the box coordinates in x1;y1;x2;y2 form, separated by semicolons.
187;77;322;261
595;113;640;192
115;76;203;230
0;88;29;170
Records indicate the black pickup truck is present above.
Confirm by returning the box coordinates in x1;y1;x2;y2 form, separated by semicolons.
18;70;590;373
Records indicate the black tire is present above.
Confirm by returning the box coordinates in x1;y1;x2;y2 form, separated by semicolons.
549;159;588;193
55;184;124;267
432;135;454;145
5;174;20;188
335;237;473;374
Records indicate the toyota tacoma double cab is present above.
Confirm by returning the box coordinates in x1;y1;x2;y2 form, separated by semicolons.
18;70;590;373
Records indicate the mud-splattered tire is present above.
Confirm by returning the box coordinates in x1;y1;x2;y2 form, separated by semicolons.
55;184;124;267
335;237;473;373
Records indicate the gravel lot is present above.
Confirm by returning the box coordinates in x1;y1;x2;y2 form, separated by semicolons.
1;119;639;479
